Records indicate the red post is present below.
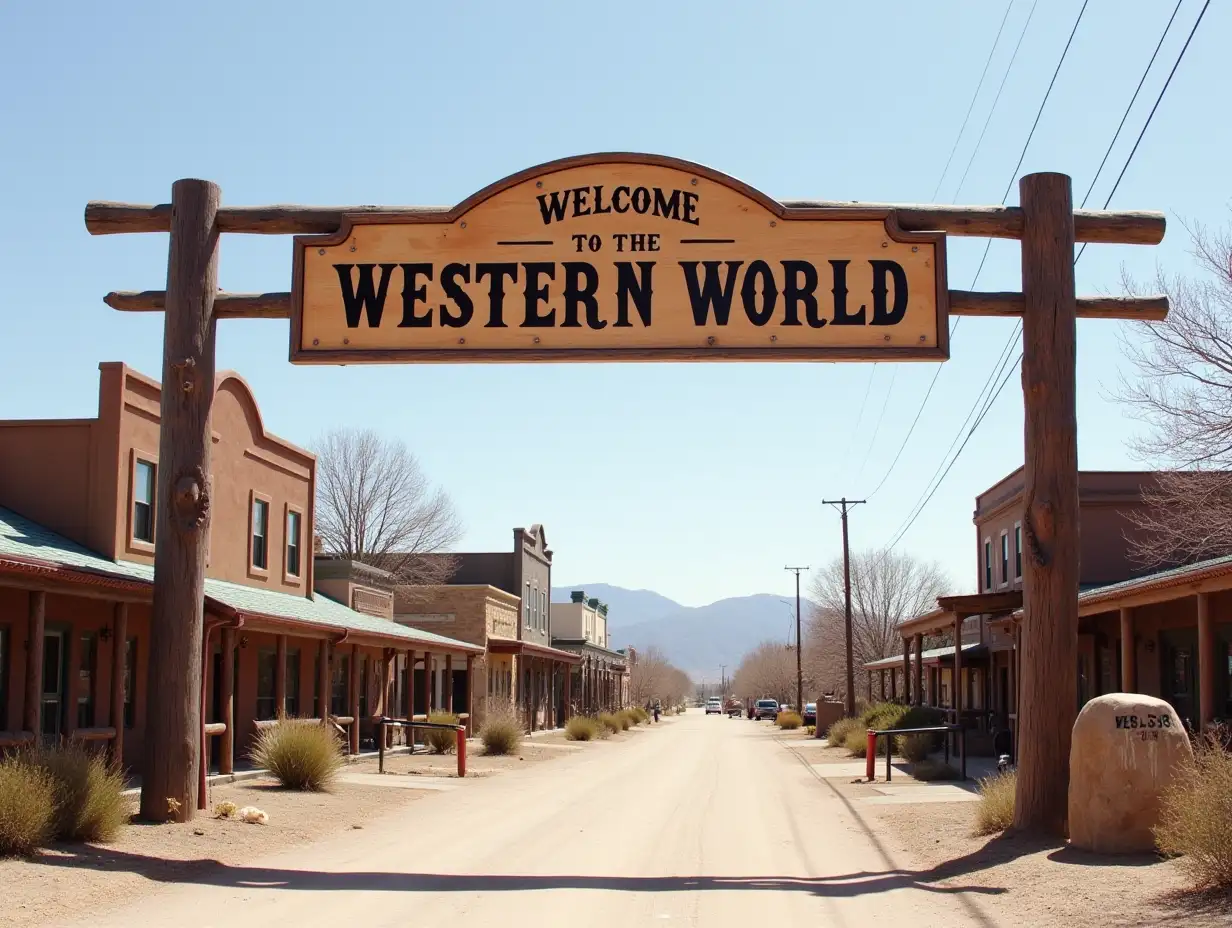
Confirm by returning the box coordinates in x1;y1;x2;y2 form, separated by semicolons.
456;725;467;778
865;730;876;781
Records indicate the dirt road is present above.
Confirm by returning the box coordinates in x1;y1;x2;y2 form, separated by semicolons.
63;714;994;927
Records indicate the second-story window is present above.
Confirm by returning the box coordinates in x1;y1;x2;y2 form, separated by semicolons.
252;498;269;570
1000;533;1009;586
286;510;302;577
983;539;992;591
133;459;156;543
541;590;547;632
1014;524;1023;579
525;583;531;628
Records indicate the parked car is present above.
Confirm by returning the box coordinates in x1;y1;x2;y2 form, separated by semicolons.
705;697;724;715
752;698;780;721
803;703;817;726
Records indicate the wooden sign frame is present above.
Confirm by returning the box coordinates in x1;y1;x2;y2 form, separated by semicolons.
288;153;950;364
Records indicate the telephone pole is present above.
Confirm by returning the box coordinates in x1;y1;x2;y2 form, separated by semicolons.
719;664;727;695
784;566;808;712
823;498;865;715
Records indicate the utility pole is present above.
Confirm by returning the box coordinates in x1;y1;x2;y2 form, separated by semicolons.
784;566;808;712
719;664;727;695
823;498;865;716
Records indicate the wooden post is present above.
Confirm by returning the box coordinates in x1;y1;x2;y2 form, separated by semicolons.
139;179;219;823
1119;607;1135;691
403;649;412;717
445;654;454;713
465;654;475;736
563;664;572;721
1013;172;1079;837
110;603;128;769
381;648;393;748
220;626;235;775
1197;593;1214;730
24;592;45;737
348;644;360;755
902;638;911;705
953;616;964;721
64;630;81;737
913;635;924;707
879;668;886;701
318;638;330;724
420;651;432;716
275;635;287;719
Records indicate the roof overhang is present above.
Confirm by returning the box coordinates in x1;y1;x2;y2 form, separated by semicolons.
487;636;582;664
936;590;1022;617
896;608;956;637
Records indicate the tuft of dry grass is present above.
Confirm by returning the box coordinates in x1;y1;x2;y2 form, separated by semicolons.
776;711;803;730
598;712;622;734
565;716;600;742
252;719;344;791
27;743;129;843
826;717;861;747
424;712;459;754
974;770;1016;836
897;732;933;763
1155;733;1232;889
479;708;523;756
0;755;56;856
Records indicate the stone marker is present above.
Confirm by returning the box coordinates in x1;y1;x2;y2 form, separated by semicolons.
1068;693;1192;853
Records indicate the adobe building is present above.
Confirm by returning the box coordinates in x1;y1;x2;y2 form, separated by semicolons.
551;590;631;712
865;467;1232;755
0;362;480;781
408;526;581;730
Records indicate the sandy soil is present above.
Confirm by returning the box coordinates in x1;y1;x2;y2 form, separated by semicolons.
0;729;623;928
868;780;1232;926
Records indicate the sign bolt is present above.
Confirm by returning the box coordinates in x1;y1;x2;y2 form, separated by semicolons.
911;246;918;252
536;181;543;188
461;221;467;229
707;336;716;346
533;336;541;344
881;241;888;248
770;335;778;343
343;338;350;345
318;249;325;256
458;337;466;345
312;339;319;346
691;178;698;185
769;221;777;228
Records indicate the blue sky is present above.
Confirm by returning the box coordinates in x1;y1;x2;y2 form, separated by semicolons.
0;1;1226;609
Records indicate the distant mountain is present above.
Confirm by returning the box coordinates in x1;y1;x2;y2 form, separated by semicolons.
552;583;814;681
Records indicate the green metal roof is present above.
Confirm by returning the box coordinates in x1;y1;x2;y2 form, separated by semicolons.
0;506;478;652
864;642;986;671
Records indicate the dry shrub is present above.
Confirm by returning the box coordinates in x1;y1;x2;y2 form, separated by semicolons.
619;709;639;728
565;716;600;741
479;708;523;756
844;728;869;757
1155;733;1232;888
896;732;933;763
974;770;1016;836
634;707;650;723
28;743;129;843
776;711;803;730
598;712;622;734
424;712;459;754
214;800;238;820
0;755;56;856
912;759;959;781
252;719;344;791
827;717;861;747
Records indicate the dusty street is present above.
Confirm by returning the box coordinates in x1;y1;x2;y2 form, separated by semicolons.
53;714;994;927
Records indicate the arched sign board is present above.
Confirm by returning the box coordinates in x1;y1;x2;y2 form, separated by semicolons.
290;154;948;363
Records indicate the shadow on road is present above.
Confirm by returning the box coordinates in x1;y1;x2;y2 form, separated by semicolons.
29;842;1010;900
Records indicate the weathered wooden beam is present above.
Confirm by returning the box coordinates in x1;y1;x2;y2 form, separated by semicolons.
105;289;1170;322
85;199;1165;245
950;291;1168;321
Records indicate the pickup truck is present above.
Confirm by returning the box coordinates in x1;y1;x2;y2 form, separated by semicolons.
724;698;742;718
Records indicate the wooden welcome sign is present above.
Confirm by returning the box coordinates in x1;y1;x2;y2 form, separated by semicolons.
290;154;948;363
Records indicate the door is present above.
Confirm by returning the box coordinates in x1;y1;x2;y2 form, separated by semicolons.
1161;629;1198;731
40;630;65;740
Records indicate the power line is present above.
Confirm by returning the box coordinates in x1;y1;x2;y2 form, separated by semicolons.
932;1;1017;201
841;364;877;482
855;368;897;476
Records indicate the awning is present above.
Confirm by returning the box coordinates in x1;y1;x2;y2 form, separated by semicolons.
864;643;988;671
487;636;583;664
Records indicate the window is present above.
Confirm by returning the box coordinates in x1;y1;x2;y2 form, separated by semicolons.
524;584;531;628
531;584;539;629
1000;533;1009;586
77;633;97;728
251;497;269;570
123;638;137;728
331;654;349;716
133;459;156;544
285;509;302;578
983;539;992;591
541;591;547;631
256;648;277;720
285;649;300;717
1014;523;1023;579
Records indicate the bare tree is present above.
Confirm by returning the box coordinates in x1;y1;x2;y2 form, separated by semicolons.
629;646;692;707
804;548;949;702
314;427;463;584
732;640;796;705
1118;218;1232;567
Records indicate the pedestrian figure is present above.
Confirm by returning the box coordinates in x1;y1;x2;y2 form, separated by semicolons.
653;703;660;723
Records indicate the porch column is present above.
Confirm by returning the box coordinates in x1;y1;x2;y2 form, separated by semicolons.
1198;593;1215;730
914;634;924;706
348;644;360;755
889;666;898;701
902;638;911;705
1118;607;1135;692
953;615;964;721
420;651;432;717
465;654;475;736
64;629;81;736
110;603;128;768
445;654;454;713
382;648;394;748
275;634;287;719
220;626;236;775
317;638;330;724
865;670;872;703
879;668;886;701
530;659;539;732
563;664;572;721
23;591;45;735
